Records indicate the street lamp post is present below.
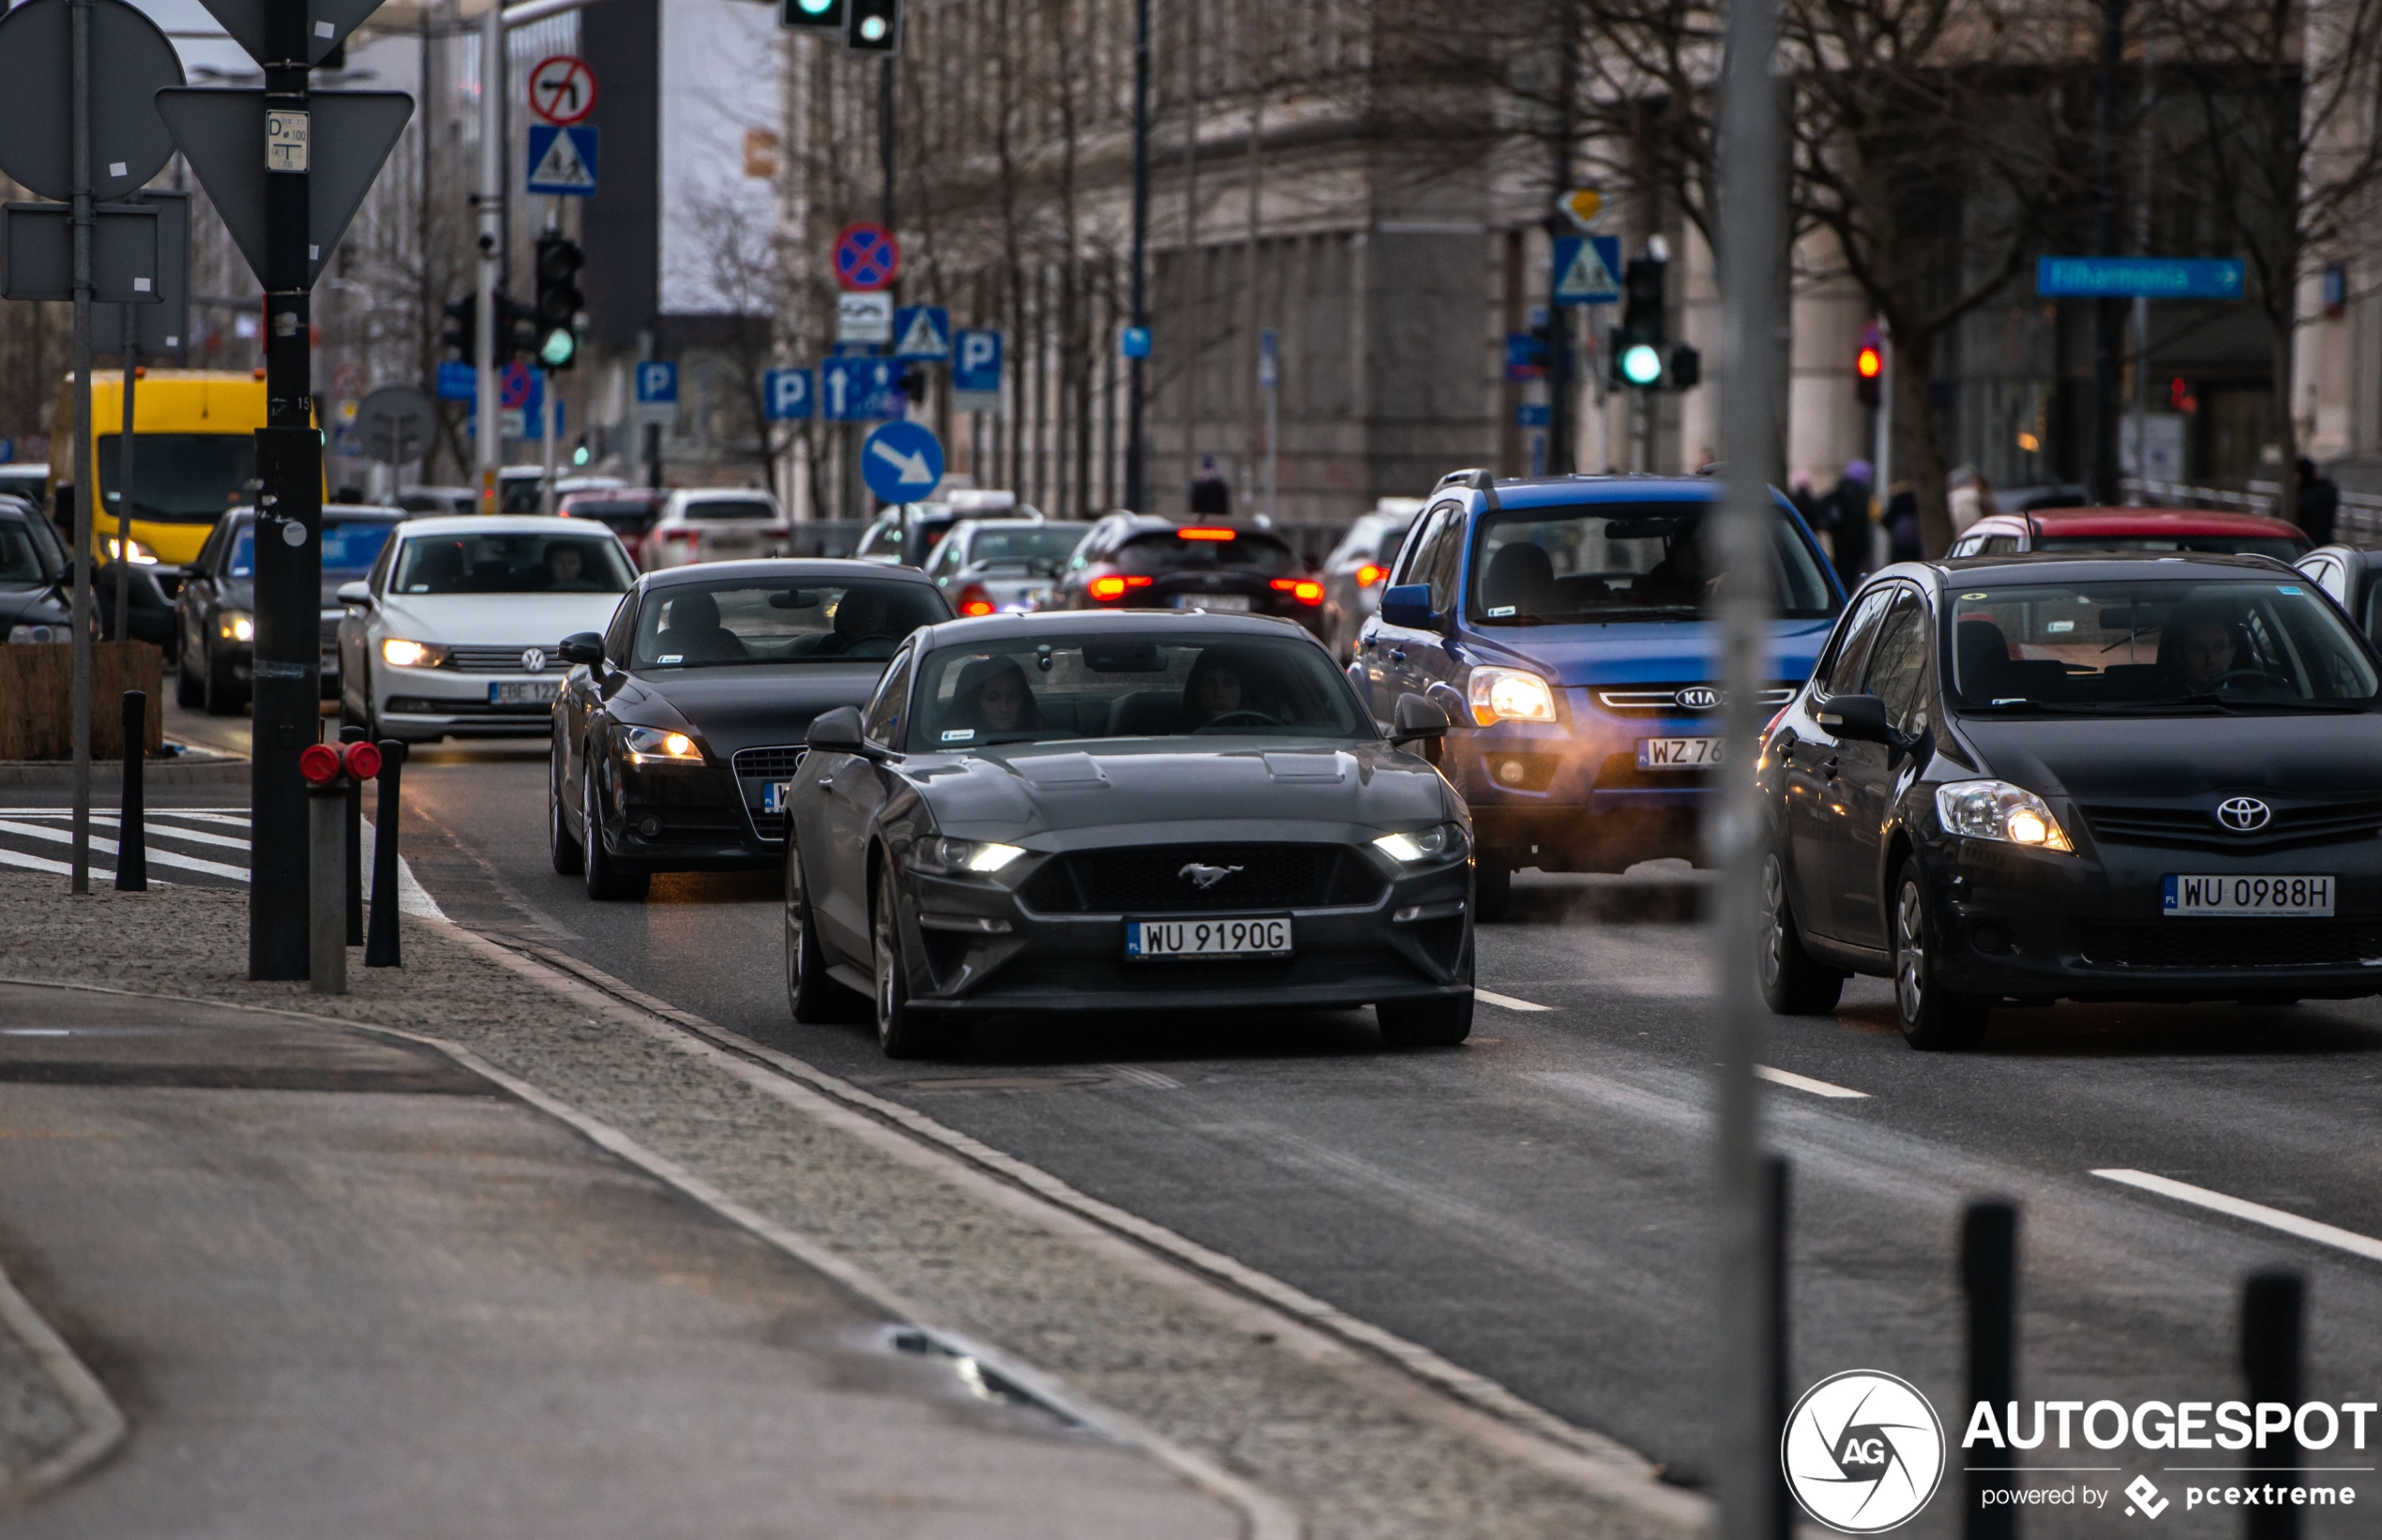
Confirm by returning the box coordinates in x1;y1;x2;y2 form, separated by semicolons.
1125;0;1151;513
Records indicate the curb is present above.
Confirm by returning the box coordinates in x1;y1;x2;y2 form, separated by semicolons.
0;752;248;788
0;1256;127;1512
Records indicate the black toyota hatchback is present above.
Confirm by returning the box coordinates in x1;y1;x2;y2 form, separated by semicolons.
1757;553;2382;1048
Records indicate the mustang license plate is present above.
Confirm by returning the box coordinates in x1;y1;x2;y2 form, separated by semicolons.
1173;593;1251;612
1126;916;1291;959
490;679;561;706
2163;874;2334;917
1636;736;1723;768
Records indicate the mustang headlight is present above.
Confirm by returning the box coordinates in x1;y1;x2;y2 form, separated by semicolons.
913;836;1026;875
1374;822;1470;864
1466;666;1557;725
380;637;448;668
1935;779;2073;852
218;609;254;642
623;726;702;764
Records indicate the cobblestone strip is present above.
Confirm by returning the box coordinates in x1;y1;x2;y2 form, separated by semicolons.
0;879;1706;1540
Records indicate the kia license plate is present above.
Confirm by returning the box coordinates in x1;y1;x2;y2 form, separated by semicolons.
1636;736;1723;768
2163;874;2334;917
1174;593;1251;612
490;680;561;706
1126;916;1291;959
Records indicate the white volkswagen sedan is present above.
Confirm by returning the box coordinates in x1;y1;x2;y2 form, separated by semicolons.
336;515;635;742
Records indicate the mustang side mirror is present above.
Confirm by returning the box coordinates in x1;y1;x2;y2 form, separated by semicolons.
1391;692;1450;745
1379;582;1436;630
1815;693;1909;751
558;631;605;667
806;705;869;755
335;580;372;606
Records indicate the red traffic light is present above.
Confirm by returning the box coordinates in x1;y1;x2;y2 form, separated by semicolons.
1856;345;1883;381
343;741;383;781
299;743;344;784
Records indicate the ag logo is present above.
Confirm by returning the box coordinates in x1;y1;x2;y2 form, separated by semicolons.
1781;1370;1946;1533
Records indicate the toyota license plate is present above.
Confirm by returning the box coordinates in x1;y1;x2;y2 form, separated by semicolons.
1174;593;1251;612
1636;736;1723;768
490;680;561;706
2163;874;2334;917
1126;916;1291;959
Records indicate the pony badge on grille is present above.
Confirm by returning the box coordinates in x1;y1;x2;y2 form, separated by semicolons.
1179;862;1243;891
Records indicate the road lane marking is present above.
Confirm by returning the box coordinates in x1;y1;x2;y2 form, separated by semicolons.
2093;1169;2382;1263
8;813;250;851
1755;1065;1870;1099
1098;1063;1184;1091
0;821;250;881
1474;989;1551;1012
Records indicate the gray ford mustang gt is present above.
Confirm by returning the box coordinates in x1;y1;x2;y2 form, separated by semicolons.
780;609;1474;1057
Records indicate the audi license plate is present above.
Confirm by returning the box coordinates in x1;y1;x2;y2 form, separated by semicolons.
490;680;561;706
2163;874;2334;917
762;780;791;814
1636;736;1723;768
1126;916;1291;959
1173;593;1250;612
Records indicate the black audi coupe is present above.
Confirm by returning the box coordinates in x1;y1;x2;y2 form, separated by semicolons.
548;560;951;899
1758;552;2382;1049
777;610;1473;1058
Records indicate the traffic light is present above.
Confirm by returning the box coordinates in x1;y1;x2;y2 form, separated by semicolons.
441;294;476;362
501;295;539;364
1855;323;1883;408
1668;344;1700;391
1609;254;1666;388
534;234;584;370
780;0;846;29
847;0;900;53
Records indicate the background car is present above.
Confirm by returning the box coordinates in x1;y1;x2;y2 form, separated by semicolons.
395;486;477;518
855;493;1035;568
1947;506;2312;560
560;488;666;568
2295;544;2382;643
644;488;790;569
1358;472;1844;917
921;517;1085;613
0;492;78;643
337;514;636;742
1048;514;1327;640
779;610;1471;1058
1319;497;1424;660
550;561;952;900
173;504;405;715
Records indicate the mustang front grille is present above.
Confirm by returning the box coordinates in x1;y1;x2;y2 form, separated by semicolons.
1020;843;1387;913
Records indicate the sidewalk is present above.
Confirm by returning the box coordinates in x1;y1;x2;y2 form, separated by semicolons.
0;874;1704;1539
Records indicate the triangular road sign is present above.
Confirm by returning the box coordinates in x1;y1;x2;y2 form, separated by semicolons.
892;305;950;361
188;0;384;68
156;88;414;291
1553;234;1623;306
527;127;596;193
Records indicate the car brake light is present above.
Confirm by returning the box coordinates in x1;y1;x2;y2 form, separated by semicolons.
1270;578;1324;605
957;582;996;616
1177;527;1236;540
1088;574;1154;601
663;528;696;542
1355;564;1387;588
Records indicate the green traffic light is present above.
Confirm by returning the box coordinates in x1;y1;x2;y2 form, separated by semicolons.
539;328;576;368
1621;342;1663;386
799;0;831;10
858;13;887;38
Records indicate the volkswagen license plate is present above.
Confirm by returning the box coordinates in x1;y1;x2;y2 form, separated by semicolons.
1174;593;1250;612
2163;874;2334;917
1636;736;1723;768
490;680;561;706
1126;917;1291;959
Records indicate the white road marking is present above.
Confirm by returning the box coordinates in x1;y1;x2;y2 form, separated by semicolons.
84;818;251;852
1755;1065;1870;1099
1098;1063;1183;1091
0;849;83;879
2093;1169;2382;1264
0;821;250;881
1474;989;1552;1013
359;821;447;922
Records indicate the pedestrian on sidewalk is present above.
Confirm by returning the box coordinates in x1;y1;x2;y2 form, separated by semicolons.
2296;456;2340;546
1824;459;1876;589
1190;456;1231;518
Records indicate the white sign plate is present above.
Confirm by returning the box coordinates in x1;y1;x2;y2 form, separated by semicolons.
265;110;309;173
837;292;892;344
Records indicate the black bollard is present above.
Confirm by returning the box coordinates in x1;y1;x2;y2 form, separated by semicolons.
2242;1270;2304;1540
1762;1155;1791;1540
365;738;407;968
115;690;146;891
339;725;366;944
1962;1200;2019;1540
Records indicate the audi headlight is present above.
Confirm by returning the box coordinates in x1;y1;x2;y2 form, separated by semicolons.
623;726;702;764
1466;666;1557;725
1374;822;1470;864
380;637;447;668
106;537;159;566
1935;779;2073;852
218;609;254;642
913;836;1026;875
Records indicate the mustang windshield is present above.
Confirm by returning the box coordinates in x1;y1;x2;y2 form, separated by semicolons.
1469;500;1837;623
914;632;1368;747
1948;580;2380;713
633;580;944;667
392;532;634;596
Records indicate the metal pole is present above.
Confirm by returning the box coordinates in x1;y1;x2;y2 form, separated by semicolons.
2241;1271;2304;1540
475;5;504;513
309;780;346;994
541;369;558;513
1962;1200;2019;1539
68;0;95;896
1762;1155;1791;1540
1125;0;1150;513
365;738;406;967
879;54;896;229
339;723;366;944
115;689;146;891
1709;0;1783;1519
1546;0;1578;476
2090;0;2127;506
113;320;138;641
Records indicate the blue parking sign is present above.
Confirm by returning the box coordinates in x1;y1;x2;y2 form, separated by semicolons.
952;329;1003;394
764;368;813;421
636;361;678;404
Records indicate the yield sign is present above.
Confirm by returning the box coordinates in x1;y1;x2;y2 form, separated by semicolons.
528;55;596;126
834;222;900;291
1552;234;1623;306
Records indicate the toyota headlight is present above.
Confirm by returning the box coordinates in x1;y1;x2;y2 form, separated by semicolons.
1935;779;2073;852
218;609;254;642
380;637;448;668
1466;666;1557;725
623;726;702;764
912;836;1026;875
1374;822;1470;864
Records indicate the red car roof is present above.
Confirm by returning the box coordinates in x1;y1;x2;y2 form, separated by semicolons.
2019;506;2304;538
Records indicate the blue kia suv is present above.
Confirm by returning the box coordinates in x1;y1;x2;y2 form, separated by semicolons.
1352;471;1844;917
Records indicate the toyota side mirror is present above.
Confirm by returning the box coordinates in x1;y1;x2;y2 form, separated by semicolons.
806;705;868;755
336;580;372;606
1379;582;1435;629
1391;692;1450;745
558;631;605;666
1815;693;1907;750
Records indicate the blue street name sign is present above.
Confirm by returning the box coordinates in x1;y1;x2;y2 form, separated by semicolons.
435;359;476;400
1505;333;1546;381
763;368;813;421
526;125;599;197
2036;256;2244;300
891;306;950;361
861;419;944;505
821;355;905;421
636;360;678;404
1553;234;1623;306
1120;325;1152;359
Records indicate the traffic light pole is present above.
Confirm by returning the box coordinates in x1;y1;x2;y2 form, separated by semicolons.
1545;0;1579;476
251;0;323;979
475;5;504;512
1124;0;1150;513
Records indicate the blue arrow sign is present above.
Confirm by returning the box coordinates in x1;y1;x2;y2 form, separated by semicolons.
891;306;950;361
861;419;944;505
953;328;1003;394
526;125;599;197
1553;234;1623;305
635;360;678;404
763;368;813;421
2036;256;2244;300
821;356;904;421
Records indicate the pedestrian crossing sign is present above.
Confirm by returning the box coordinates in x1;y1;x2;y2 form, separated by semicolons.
526;125;599;197
1553;234;1622;306
892;305;951;361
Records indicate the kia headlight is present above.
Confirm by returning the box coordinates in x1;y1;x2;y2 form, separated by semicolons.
380;637;448;668
623;726;702;764
912;836;1026;875
1466;666;1557;725
1374;822;1470;864
1935;779;2073;852
218;609;254;642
